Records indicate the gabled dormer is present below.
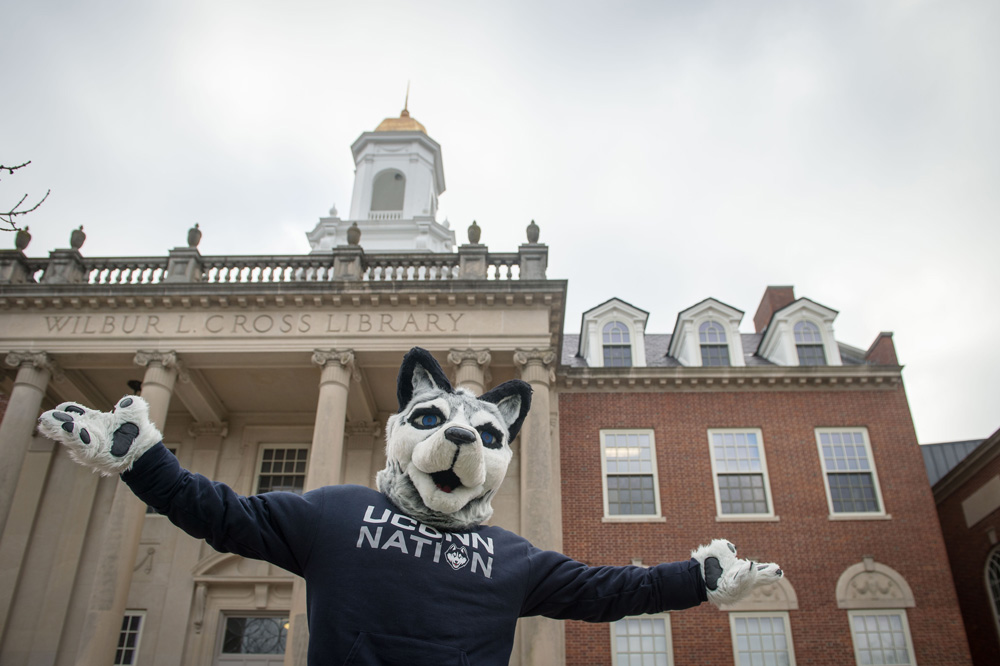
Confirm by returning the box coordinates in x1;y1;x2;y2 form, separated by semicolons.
755;286;842;366
668;298;746;367
578;298;649;368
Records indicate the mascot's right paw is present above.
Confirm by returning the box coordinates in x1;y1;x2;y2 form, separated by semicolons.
38;396;162;476
692;539;783;607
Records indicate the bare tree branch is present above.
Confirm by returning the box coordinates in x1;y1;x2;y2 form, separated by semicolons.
1;160;49;232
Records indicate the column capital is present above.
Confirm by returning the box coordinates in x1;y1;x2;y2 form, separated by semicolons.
312;349;359;382
514;348;557;385
447;348;491;369
5;351;60;377
134;350;187;382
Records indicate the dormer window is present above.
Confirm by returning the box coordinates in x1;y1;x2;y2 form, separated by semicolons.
603;322;632;367
669;298;745;367
699;321;730;367
578;298;649;368
794;321;826;366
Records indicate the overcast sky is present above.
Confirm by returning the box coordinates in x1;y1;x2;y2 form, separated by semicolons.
3;0;997;444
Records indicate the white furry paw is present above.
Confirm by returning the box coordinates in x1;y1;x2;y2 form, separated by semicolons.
37;396;162;476
692;539;783;607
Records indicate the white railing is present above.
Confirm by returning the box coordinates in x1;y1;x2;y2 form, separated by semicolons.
368;211;402;221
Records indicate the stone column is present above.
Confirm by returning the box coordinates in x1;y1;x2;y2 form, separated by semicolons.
447;348;491;395
513;348;564;666
75;351;179;665
0;351;55;536
284;349;355;666
344;421;382;488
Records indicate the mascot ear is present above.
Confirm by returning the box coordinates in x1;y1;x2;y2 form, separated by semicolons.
397;347;454;411
480;380;532;443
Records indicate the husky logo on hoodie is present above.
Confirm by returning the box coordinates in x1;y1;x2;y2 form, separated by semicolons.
445;544;470;570
377;348;532;531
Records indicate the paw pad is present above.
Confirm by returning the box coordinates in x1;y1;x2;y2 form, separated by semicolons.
65;405;86;415
52;412;72;422
119;398;133;409
110;423;140;457
61;421;74;433
79;428;91;445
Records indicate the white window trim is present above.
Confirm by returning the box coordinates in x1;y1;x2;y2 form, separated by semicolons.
610;612;674;666
847;609;917;666
252;444;311;495
758;299;842;367
986;545;1000;650
579;299;649;368
114;610;146;666
815;428;889;520
728;611;797;666
669;299;746;368
600;429;664;522
708;428;777;521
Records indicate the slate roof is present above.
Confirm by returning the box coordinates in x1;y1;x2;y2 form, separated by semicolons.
921;439;985;486
561;332;862;368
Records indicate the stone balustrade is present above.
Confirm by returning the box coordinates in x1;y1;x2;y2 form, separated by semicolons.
0;243;547;285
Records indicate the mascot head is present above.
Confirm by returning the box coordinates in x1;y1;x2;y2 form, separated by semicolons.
376;347;532;531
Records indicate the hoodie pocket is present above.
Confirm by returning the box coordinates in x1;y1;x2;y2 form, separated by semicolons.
343;632;470;666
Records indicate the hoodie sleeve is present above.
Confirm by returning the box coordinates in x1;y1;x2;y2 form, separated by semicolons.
520;546;707;622
121;442;323;577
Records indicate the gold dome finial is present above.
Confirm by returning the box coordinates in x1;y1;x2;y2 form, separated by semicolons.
375;82;426;133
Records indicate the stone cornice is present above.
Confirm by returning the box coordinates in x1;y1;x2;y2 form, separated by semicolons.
558;364;904;392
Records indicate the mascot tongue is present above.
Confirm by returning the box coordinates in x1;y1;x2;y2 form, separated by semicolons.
432;469;462;493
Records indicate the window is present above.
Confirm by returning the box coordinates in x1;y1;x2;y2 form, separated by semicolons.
371;169;405;211
816;428;885;517
221;616;289;655
794;321;825;366
699;321;730;366
255;446;309;494
603;321;633;367
611;615;672;666
729;612;796;666
601;430;662;519
114;611;145;665
848;611;915;666
987;547;1000;645
709;429;774;518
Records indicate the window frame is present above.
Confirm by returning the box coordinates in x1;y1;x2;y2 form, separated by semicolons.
216;613;290;661
114;610;146;666
708;428;778;522
609;612;674;666
699;320;731;367
253;444;310;496
815;427;888;520
602;320;634;368
728;611;797;666
600;429;665;523
847;609;916;666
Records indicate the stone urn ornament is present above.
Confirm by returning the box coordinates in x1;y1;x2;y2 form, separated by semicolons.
70;225;86;250
468;220;481;244
346;222;362;246
14;226;31;251
187;223;202;248
526;219;540;244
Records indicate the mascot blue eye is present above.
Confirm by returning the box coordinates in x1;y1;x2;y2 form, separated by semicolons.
410;409;445;429
421;414;441;427
481;431;494;445
477;426;503;449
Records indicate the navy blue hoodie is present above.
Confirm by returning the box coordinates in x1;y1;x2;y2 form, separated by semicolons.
123;443;706;665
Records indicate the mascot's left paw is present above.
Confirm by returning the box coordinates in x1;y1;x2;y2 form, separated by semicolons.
692;539;783;607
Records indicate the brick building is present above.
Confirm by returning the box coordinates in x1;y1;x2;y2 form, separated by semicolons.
556;290;972;665
924;430;1000;665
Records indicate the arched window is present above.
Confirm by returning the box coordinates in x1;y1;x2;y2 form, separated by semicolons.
794;321;825;366
371;169;405;211
699;321;730;367
603;321;632;367
988;547;1000;644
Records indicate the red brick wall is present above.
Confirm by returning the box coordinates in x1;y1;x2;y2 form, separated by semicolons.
934;446;1000;666
558;387;971;665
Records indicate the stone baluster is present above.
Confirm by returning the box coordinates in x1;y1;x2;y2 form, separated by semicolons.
0;352;56;536
284;349;356;666
75;351;179;665
513;348;564;666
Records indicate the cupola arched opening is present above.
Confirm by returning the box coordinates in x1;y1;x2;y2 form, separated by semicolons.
371;169;406;211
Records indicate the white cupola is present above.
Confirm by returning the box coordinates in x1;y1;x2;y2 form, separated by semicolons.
307;105;456;253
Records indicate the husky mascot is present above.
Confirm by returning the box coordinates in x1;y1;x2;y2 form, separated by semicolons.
39;347;782;664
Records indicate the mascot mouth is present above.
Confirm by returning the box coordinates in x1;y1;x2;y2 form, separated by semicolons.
431;469;463;494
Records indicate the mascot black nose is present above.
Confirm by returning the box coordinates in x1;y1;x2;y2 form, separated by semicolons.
445;426;477;445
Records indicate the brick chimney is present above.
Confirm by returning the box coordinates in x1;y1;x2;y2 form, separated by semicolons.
753;286;796;333
865;332;899;365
